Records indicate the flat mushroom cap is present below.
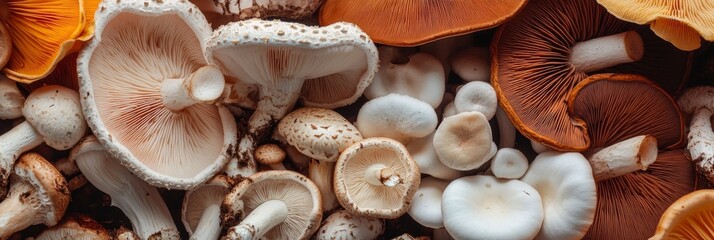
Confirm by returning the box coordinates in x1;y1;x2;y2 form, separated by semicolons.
278;107;363;162
77;0;237;189
584;150;697;239
314;209;385;240
37;214;111;240
356;93;438;144
492;0;692;151
206;19;378;109
13;153;71;226
23;85;87;150
334;138;421;219
221;170;322;240
433;111;493;171
520;151;597;240
651;189;714;240
319;0;527;46
181;175;232;235
408;177;449;229
0;22;10;68
596;0;714;51
568;74;685;150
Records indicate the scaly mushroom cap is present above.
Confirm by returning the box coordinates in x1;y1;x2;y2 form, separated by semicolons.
36;214;111;240
278;107;363;162
319;0;527;46
221;170;322;240
584;150;697;239
182;174;232;236
314;209;385;240
0;0;84;82
13;153;70;226
334;138;420;219
651;189;714;240
568;74;685;150
0;22;10;68
596;0;714;51
492;0;692;151
23;85;87;150
77;0;237;189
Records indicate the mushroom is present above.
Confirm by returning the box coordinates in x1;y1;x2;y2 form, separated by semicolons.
677;85;714;182
596;0;714;51
530;140;551;154
495;106;516;148
434;112;495;171
419;34;474;75
36;214;111;240
23;52;81;92
254;144;286;170
356;93;438;144
364;46;445;108
586;135;658;181
221;170;322;240
334;138;420;219
308;160;339;212
77;0;238;189
650;190;714;239
450;47;490;82
319;0;527;46
490;148;528;179
442;175;543;240
71;136;179;239
406;132;463;181
182;175;232;240
0;76;24;120
191;0;322;24
314;210;385;240
520;151;597;240
0;21;10;68
114;226;140;240
0;85;86;199
408;177;449;229
492;0;693;151
205;19;378;177
0;153;70;239
453;81;497;120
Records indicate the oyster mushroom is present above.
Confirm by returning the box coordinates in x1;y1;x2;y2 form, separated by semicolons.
434;112;495;171
406;132;463;181
206;19;378;177
182;175;232;240
77;0;237;189
314;210;385;240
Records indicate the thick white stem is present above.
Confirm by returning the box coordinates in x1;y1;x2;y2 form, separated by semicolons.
588;135;658;182
162;65;225;112
191;204;222;240
309;160;338;211
0;180;38;239
364;164;401;187
0;77;24;120
0;121;43;198
687;109;714;182
570;31;644;73
225;200;288;240
496;107;515;148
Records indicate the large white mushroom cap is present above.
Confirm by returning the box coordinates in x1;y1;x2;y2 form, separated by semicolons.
356;93;438;144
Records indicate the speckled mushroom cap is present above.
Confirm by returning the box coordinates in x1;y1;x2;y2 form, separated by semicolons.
221;170;322;240
77;0;237;190
334;138;421;219
23;85;87;150
13;153;70;226
278;107;363;162
181;174;233;236
36;214;111;240
314;209;385;240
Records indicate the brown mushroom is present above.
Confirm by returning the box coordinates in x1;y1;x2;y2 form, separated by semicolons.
36;214;111;240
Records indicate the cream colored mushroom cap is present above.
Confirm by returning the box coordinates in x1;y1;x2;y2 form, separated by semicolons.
314;209;385;240
23;85;87;150
254;144;286;165
278;107;363;162
434;111;493;171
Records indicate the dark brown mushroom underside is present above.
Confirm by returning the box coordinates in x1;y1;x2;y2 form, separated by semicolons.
492;0;691;151
568;74;684;150
319;0;527;46
584;150;696;239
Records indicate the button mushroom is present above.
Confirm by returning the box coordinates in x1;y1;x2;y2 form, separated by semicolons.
452;81;498;120
182;174;232;240
356;93;438;144
490;148;529;179
36;214;111;240
314;210;385;240
450;47;490;82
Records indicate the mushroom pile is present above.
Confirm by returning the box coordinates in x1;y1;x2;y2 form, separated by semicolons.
0;0;713;239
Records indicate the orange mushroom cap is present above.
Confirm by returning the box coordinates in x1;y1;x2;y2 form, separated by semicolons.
650;189;714;240
319;0;527;47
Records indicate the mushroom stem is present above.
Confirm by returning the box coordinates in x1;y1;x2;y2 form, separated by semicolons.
587;135;658;181
0;77;24;120
161;65;225;112
496;107;515;148
191;204;221;240
224;200;289;240
0;121;43;197
309;160;338;211
686;109;714;182
0;179;39;238
364;164;401;187
570;31;644;73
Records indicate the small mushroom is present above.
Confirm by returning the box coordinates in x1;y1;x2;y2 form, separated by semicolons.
334;138;420;219
434;112;495;171
221;170;322;240
453;81;498;120
0;153;70;239
406;132;463;181
650;190;714;239
314;210;385;240
490;148;528;179
442;175;543;240
356;93;438;144
450;47;490;82
0;76;24;120
182;175;232;240
71;136;179;240
408;177;449;229
586;135;658;181
254;144;287;170
677;86;714;182
36;214;111;240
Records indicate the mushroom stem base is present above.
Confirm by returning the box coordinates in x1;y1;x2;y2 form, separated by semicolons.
687;109;714;183
224;200;289;240
191;204;222;240
570;31;643;73
587;135;658;181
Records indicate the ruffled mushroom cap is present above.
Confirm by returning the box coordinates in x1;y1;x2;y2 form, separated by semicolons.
36;214;111;240
492;0;692;151
650;189;714;239
334;138;420;219
319;0;527;46
77;0;237;189
596;0;714;51
278;107;363;162
24;52;80;92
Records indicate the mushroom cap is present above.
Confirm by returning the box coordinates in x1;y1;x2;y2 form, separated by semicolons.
596;0;714;51
678;85;714;114
0;21;10;68
181;174;232;235
77;0;237;189
406;132;463;181
206;19;378;109
221;170;322;240
442;175;543;240
13;153;70;226
36;214;111;240
356;93;438;144
651;189;714;239
492;0;692;151
408;177;449;229
254;144;287;166
584;150;697;239
434;111;493;171
24;52;81;92
334;138;421;219
520;151;597;240
319;0;527;46
197;0;321;21
22;85;87;150
491;148;529;179
568;73;685;150
278;107;363;162
453;81;498;120
314;209;385;240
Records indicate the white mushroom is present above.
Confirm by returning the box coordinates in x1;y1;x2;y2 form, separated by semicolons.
491;148;529;179
356;93;438;144
406;132;463;181
677;86;714;182
587;135;658;181
0;76;24;120
408;177;449;229
365;46;445;108
434;112;495;171
530;140;551;154
450;47;490;82
182;175;232;240
314;210;385;240
453;81;498;120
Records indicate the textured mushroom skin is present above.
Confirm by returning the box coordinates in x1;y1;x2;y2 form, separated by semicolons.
278;107;363;162
314;210;384;240
207;0;322;20
677;86;714;183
